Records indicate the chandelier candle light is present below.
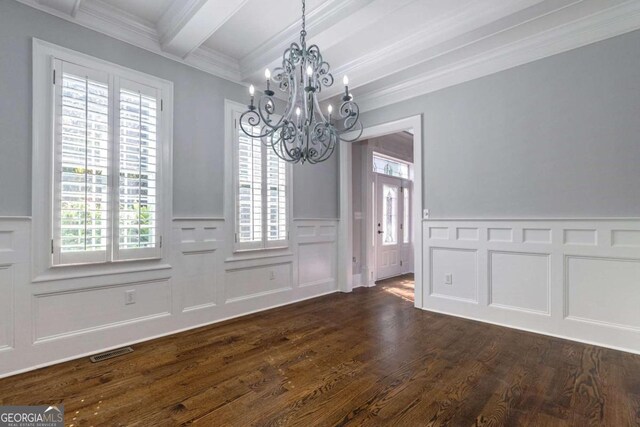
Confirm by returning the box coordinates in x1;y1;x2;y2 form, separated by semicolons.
240;0;363;164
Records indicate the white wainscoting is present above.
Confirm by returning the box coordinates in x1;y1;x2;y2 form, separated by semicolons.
0;217;338;378
423;219;640;354
0;219;29;354
296;220;337;289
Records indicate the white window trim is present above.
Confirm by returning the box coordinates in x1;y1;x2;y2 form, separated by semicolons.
32;38;174;281
224;100;292;255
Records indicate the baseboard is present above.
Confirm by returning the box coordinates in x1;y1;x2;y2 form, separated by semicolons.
420;306;640;356
352;273;363;288
0;289;339;380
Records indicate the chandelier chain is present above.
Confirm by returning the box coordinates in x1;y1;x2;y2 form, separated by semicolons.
300;0;306;40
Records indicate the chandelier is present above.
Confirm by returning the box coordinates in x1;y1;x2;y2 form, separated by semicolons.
240;0;363;164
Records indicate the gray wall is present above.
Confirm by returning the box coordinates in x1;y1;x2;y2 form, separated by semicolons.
360;29;640;219
292;157;339;219
0;0;338;218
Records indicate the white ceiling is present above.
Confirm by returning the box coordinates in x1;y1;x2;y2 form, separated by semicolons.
19;0;640;111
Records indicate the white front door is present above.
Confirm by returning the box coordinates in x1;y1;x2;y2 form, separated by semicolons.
375;174;407;280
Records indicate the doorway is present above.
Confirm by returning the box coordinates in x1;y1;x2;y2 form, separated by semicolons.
338;115;423;307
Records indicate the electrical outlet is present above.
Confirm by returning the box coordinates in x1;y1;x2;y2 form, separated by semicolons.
269;270;275;280
125;290;136;305
444;274;453;285
423;209;430;219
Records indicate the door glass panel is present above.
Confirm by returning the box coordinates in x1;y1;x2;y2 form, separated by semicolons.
403;188;409;243
382;184;398;245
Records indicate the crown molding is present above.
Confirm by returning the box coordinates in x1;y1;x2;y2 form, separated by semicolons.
35;0;82;17
14;0;640;111
185;45;242;81
80;0;160;47
14;0;243;84
354;0;640;113
327;0;552;98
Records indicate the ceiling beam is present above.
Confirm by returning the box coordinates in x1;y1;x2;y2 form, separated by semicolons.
37;0;82;17
157;0;249;58
240;0;381;80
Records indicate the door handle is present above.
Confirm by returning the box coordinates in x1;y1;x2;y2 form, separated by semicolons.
377;230;383;234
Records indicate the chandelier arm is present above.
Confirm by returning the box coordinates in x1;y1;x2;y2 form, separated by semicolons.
238;110;264;136
338;121;364;143
265;131;288;161
239;110;279;139
310;122;335;155
265;130;289;162
269;122;303;163
308;131;337;164
337;100;361;132
256;95;287;132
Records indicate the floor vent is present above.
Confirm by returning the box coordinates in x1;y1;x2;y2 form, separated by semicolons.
89;347;134;363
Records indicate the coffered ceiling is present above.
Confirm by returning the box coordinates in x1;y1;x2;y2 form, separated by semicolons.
17;0;640;111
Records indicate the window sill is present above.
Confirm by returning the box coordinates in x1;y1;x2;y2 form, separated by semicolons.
32;260;172;283
225;248;293;264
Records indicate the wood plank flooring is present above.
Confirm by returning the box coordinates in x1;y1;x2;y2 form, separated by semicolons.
1;274;640;426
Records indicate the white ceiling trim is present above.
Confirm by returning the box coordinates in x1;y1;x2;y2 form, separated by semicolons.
14;0;244;83
354;0;640;113
36;0;82;17
157;0;203;47
187;45;242;80
239;0;373;79
327;0;553;98
246;0;418;83
158;0;250;58
14;0;640;112
79;0;160;47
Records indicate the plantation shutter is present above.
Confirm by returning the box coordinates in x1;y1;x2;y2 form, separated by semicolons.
235;111;288;251
53;60;110;265
236;116;264;250
265;148;287;246
115;78;161;260
51;57;165;266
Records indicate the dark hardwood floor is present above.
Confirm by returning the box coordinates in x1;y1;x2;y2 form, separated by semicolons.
1;274;639;426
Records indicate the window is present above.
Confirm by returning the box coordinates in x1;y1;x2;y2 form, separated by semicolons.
373;153;409;179
233;112;289;251
403;187;410;243
33;41;172;269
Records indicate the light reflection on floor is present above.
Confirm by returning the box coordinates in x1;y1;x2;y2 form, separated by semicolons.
376;273;415;302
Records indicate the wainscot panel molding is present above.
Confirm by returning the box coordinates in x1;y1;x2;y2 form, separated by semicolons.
0;218;29;355
0;217;338;378
422;218;640;354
